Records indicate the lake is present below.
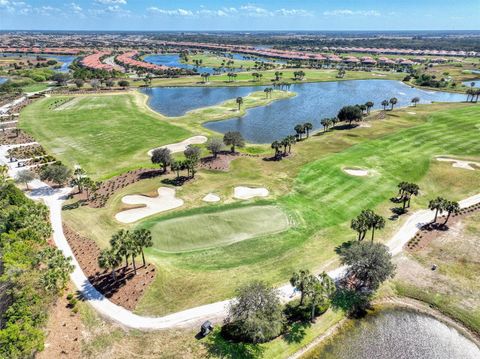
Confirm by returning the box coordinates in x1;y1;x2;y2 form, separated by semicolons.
463;79;479;88
143;79;466;143
305;308;480;359
0;53;76;72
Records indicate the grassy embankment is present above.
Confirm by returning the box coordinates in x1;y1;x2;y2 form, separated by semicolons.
57;102;480;316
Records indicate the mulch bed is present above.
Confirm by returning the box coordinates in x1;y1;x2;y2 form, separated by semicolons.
0;129;35;145
64;225;156;311
72;168;164;208
406;202;480;252
200;151;260;171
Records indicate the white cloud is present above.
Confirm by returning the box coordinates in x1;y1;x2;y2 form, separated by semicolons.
147;7;194;16
95;0;127;4
71;2;82;12
147;5;312;18
323;9;381;17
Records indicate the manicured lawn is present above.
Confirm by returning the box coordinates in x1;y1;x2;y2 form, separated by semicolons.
143;68;405;87
20;93;190;179
63;103;480;316
140;204;291;252
184;53;260;69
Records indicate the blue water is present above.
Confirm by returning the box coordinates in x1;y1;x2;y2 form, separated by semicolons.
0;77;7;84
306;309;480;359
0;53;76;72
140;86;259;117
463;79;479;88
143;80;466;143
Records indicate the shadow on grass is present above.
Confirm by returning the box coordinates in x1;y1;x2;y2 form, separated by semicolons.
283;321;311;344
202;330;265;359
161;176;191;186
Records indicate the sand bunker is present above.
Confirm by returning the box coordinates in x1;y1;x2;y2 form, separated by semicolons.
115;187;184;223
234;186;269;200
343;167;369;177
203;193;221;203
148;136;207;155
436;156;480;171
407;112;417;115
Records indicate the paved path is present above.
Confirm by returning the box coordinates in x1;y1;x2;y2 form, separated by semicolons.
2;142;479;330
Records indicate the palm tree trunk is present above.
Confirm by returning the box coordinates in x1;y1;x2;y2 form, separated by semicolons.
434;208;439;222
371;228;375;242
125;255;129;267
311;301;316;322
141;249;146;267
112;268;116;282
132;257;137;274
444;212;451;225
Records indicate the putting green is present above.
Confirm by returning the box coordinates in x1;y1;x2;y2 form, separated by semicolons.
140;205;290;252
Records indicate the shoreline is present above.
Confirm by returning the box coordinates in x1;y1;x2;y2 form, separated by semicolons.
290;296;480;359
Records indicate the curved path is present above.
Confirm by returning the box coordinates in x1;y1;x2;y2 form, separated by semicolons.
2;142;480;329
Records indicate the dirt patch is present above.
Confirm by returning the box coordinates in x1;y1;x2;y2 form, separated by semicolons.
0;129;35;145
37;283;85;359
63;225;156;311
406;202;480;252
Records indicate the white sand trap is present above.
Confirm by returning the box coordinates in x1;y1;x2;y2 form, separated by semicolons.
407;111;417;115
115;187;184;223
203;193;221;202
234;186;269;200
343;167;369;177
436;156;480;171
148;136;207;156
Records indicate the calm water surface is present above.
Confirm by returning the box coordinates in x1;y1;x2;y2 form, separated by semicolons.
0;77;7;84
144;54;217;74
307;309;480;359
0;53;76;72
463;79;479;88
143;79;465;143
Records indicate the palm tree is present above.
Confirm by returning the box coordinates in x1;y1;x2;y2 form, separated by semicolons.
271;140;281;158
286;135;296;153
131;229;152;266
411;97;420;107
294;124;305;140
98;249;121;282
389;97;398;110
351;215;368;241
365;101;374;114
290;269;311;305
304;122;313;138
428;197;447;223
320;118;330;132
381;100;389;110
110;229;132;268
306;273;335;322
236;96;243;111
443;200;460;224
369;213;385;242
280;138;289;155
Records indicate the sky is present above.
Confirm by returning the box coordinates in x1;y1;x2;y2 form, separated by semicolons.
0;0;479;31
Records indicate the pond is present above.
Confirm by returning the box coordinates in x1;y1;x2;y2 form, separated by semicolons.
143;79;466;143
0;77;7;84
305;308;480;359
0;53;76;72
144;54;217;74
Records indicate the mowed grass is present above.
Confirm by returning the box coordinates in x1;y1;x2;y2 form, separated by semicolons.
61;103;480;316
139;205;290;252
20;93;190;179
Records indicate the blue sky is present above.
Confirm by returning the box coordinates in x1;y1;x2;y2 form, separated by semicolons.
0;0;478;31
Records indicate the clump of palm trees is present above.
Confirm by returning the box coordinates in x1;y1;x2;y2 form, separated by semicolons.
351;209;385;241
381;97;398;110
428;197;460;225
397;181;420;212
320;117;337;132
98;228;153;282
271;135;296;160
264;87;273;98
293;122;313;140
